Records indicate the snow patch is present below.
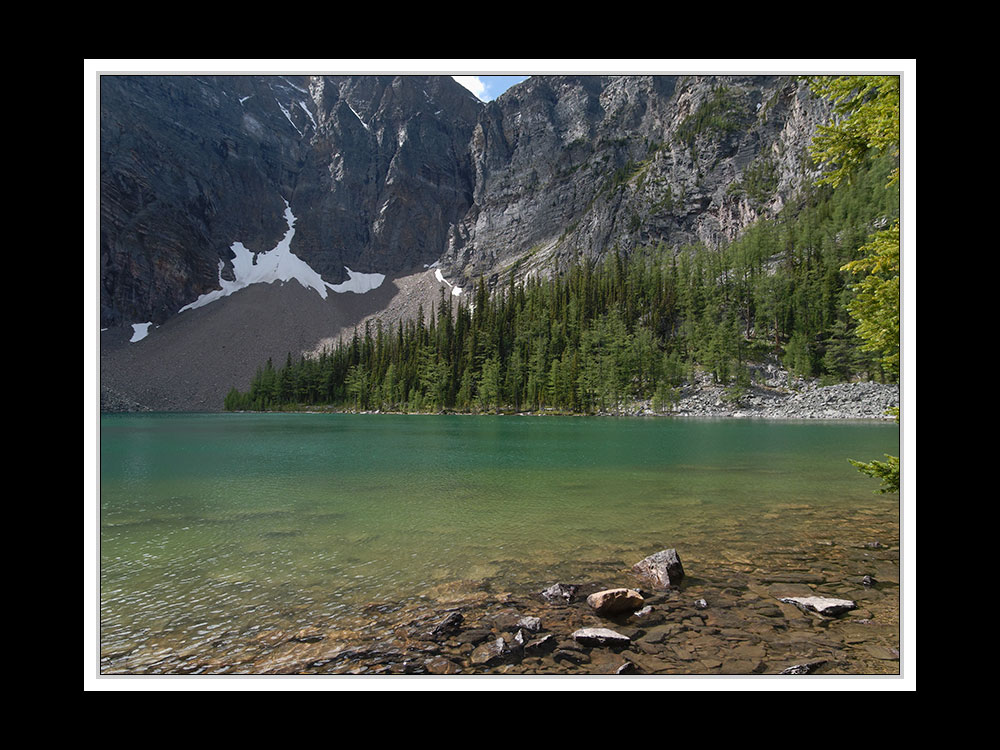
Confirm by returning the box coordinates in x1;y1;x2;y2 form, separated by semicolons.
433;267;463;296
276;99;303;136
347;102;369;131
298;101;317;129
178;200;385;313
280;76;308;94
329;267;386;294
130;322;152;343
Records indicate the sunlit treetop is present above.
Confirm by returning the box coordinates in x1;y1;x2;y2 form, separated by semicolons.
807;75;900;189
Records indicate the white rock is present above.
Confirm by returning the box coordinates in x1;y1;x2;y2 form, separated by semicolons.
778;596;856;617
571;627;631;647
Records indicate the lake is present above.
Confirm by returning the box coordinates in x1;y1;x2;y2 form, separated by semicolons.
97;413;901;676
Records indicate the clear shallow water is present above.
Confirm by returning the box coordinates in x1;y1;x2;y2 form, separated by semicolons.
98;413;900;673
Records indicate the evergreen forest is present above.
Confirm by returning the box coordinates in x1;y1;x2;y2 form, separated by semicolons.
224;150;900;415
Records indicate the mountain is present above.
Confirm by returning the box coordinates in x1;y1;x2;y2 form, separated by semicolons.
98;73;831;412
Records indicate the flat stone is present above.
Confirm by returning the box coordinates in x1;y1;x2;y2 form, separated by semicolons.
864;644;899;660
290;627;325;643
759;572;826;584
553;648;590;665
586;588;645;616
778;596;857;617
720;659;763;675
571;627;632;647
451;628;493;646
639;623;683;645
625;652;677;674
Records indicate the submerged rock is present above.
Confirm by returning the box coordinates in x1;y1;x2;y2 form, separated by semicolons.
428;611;464;638
290;627;325;643
586;588;645;616
541;583;578;604
523;633;557;654
778;596;857;617
633;549;685;589
517;616;542;633
470;637;510;666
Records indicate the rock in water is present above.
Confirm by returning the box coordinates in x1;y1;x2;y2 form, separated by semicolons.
586;588;645;616
517;616;542;633
571;628;632;647
541;583;578;603
428;611;464;638
633;549;685;589
780;660;827;675
470;637;510;666
778;596;856;617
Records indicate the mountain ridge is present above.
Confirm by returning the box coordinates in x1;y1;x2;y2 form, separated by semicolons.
99;73;834;412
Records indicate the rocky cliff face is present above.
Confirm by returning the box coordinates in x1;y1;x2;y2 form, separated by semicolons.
100;74;482;328
441;74;828;286
99;72;830;411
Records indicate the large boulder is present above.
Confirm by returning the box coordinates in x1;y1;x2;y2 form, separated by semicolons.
586;588;645;616
633;549;685;589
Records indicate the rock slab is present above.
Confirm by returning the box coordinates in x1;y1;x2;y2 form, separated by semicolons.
778;596;856;617
571;628;632;648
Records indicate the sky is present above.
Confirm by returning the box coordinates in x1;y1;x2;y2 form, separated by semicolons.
452;75;529;101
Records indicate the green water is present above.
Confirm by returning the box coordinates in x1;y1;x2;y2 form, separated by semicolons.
98;413;899;672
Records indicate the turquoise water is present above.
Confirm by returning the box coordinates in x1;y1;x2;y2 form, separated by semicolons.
98;413;899;672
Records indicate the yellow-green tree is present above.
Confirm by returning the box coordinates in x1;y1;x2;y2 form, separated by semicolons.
809;74;901;493
809;75;900;190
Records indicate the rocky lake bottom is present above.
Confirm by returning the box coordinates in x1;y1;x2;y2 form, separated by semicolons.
100;501;901;678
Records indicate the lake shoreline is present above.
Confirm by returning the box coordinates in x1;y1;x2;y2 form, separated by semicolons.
233;378;900;422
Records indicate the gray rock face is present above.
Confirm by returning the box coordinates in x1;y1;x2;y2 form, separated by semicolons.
633;549;685;589
101;74;481;329
443;75;829;289
102;74;826;328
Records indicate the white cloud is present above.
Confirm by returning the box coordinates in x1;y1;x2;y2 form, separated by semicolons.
452;76;486;100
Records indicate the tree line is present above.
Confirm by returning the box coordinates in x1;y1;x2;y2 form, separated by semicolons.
224;149;899;415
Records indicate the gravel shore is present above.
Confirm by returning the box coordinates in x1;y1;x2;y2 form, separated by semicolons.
616;362;900;421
